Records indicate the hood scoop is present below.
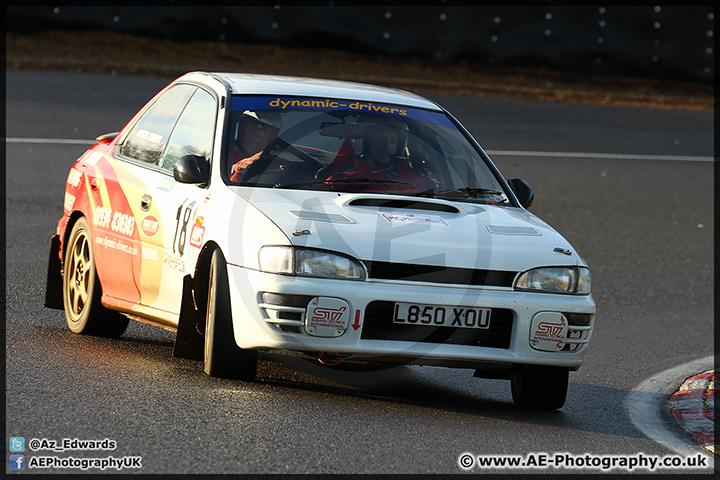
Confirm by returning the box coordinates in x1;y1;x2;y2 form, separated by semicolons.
346;197;461;214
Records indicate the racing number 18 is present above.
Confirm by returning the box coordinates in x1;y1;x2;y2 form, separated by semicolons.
173;199;196;256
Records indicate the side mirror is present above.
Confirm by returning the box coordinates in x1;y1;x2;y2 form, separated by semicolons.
174;155;209;185
507;178;534;209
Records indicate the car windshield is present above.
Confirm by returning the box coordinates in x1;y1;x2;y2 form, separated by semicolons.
224;95;511;205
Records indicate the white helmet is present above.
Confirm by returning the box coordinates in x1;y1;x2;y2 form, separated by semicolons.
240;110;283;131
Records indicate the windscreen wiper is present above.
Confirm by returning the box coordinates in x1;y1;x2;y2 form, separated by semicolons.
434;187;505;198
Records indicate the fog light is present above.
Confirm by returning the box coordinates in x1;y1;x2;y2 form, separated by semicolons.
261;292;313;307
564;312;593;326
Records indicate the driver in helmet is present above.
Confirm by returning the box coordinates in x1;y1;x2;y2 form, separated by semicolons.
229;110;282;182
322;116;429;191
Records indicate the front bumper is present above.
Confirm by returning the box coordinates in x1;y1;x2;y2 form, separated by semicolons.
226;264;595;371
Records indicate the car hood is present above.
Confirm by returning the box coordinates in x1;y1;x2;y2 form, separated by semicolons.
233;188;581;273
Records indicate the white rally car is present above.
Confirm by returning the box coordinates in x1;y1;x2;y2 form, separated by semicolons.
45;72;595;409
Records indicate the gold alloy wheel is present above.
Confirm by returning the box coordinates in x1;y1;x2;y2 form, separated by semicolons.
66;228;92;321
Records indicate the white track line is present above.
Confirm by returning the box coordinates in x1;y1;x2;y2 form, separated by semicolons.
5;137;96;145
485;150;714;162
626;355;715;469
4;138;714;162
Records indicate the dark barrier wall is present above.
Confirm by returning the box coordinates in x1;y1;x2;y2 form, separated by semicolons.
6;5;715;83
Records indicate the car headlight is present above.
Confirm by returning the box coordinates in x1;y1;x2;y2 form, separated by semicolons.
259;246;366;280
514;266;591;295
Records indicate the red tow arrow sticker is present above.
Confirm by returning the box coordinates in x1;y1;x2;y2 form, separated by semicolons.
352;310;361;331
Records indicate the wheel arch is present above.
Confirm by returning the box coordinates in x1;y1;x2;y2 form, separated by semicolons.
192;240;222;313
172;240;222;360
45;211;85;310
62;211;87;259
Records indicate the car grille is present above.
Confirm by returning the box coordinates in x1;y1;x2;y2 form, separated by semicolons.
361;301;514;348
363;261;517;287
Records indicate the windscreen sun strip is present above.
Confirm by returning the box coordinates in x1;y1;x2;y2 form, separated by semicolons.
230;96;455;128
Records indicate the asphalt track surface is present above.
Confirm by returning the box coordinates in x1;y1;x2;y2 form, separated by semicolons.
5;70;714;474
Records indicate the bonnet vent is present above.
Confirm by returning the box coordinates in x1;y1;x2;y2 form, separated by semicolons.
347;198;460;213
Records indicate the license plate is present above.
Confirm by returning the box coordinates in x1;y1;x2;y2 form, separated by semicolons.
393;302;491;329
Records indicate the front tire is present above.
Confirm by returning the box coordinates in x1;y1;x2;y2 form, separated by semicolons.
62;217;128;338
511;365;569;410
203;249;257;380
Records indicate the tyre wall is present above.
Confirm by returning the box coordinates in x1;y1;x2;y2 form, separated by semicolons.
6;5;715;83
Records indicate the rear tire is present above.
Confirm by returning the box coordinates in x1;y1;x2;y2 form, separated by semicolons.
203;249;257;380
62;217;129;338
511;365;569;410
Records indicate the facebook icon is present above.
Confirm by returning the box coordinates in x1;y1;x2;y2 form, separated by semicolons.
10;455;25;470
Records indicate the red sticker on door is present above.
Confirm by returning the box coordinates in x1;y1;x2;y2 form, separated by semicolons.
189;223;205;248
141;215;160;237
